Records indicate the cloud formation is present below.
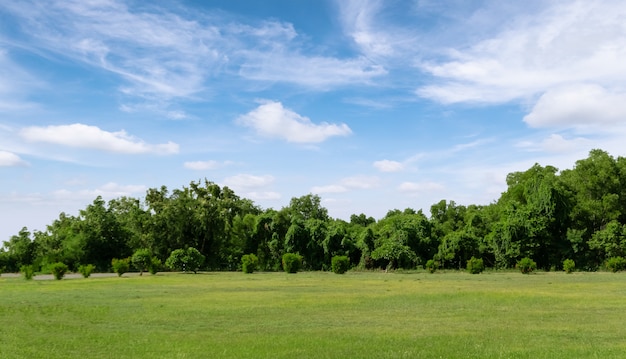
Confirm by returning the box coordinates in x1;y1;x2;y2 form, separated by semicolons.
0;151;26;166
237;101;352;143
373;159;404;172
524;84;626;131
184;160;220;170
417;2;626;106
222;173;280;201
20;123;179;154
312;176;380;194
398;181;445;193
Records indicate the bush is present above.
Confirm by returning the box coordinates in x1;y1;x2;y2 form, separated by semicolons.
425;259;437;273
148;257;161;275
20;265;35;280
331;255;350;274
517;257;537;274
166;248;205;273
132;249;152;276
241;253;259;274
282;253;302;273
563;259;575;274
50;262;68;280
466;257;484;274
606;257;626;273
78;264;96;278
112;258;130;277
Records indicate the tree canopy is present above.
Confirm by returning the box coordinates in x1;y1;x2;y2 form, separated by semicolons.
2;150;626;273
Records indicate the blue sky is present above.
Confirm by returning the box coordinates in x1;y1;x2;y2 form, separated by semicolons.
2;0;626;242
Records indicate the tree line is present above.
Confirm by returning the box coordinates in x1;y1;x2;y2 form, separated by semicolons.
2;149;626;273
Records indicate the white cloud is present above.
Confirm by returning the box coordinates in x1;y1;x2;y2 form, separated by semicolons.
336;0;416;60
341;176;380;189
246;191;281;201
417;1;626;104
0;151;26;166
236;101;352;143
311;176;380;194
373;159;404;172
1;1;224;101
0;48;40;112
311;185;347;194
238;53;386;89
223;174;275;190
49;182;146;203
517;134;592;154
184;160;220;170
524;84;626;131
2;0;388;106
398;181;445;193
222;174;279;201
20;123;179;154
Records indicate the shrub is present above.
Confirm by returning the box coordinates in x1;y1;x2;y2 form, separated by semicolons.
282;253;302;273
112;258;130;277
20;265;35;280
331;255;350;274
517;257;537;274
606;257;626;273
425;259;437;273
166;247;205;273
466;257;484;274
563;259;575;274
131;249;152;276
241;253;259;274
78;264;96;278
148;257;161;275
50;262;68;280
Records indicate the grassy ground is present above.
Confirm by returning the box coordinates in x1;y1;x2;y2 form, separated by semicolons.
1;270;625;358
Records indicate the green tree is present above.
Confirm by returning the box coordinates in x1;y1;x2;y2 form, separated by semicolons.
3;227;37;272
165;247;205;273
131;248;152;276
78;197;132;271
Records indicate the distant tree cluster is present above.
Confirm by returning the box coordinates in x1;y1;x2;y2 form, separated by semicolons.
2;149;626;274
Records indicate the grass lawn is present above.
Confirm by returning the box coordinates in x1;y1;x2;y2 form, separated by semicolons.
1;270;625;358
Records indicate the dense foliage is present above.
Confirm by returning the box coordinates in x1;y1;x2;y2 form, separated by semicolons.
331;255;350;274
2;150;626;273
241;253;258;274
282;253;302;273
466;257;484;274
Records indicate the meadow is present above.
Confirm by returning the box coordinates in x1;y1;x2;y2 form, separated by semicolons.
1;270;625;358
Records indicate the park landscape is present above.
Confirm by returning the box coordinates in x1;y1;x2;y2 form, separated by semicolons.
2;149;626;357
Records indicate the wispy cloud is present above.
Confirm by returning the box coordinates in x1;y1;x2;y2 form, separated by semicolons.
52;182;147;200
398;181;445;194
1;0;388;111
236;101;352;143
0;48;40;111
373;159;404;172
20;123;179;154
222;173;280;201
336;0;417;60
416;1;626;113
0;150;27;166
184;160;233;170
223;174;275;190
1;1;224;102
311;176;380;194
238;52;386;89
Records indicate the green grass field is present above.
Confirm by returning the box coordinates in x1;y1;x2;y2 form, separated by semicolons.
1;270;625;358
